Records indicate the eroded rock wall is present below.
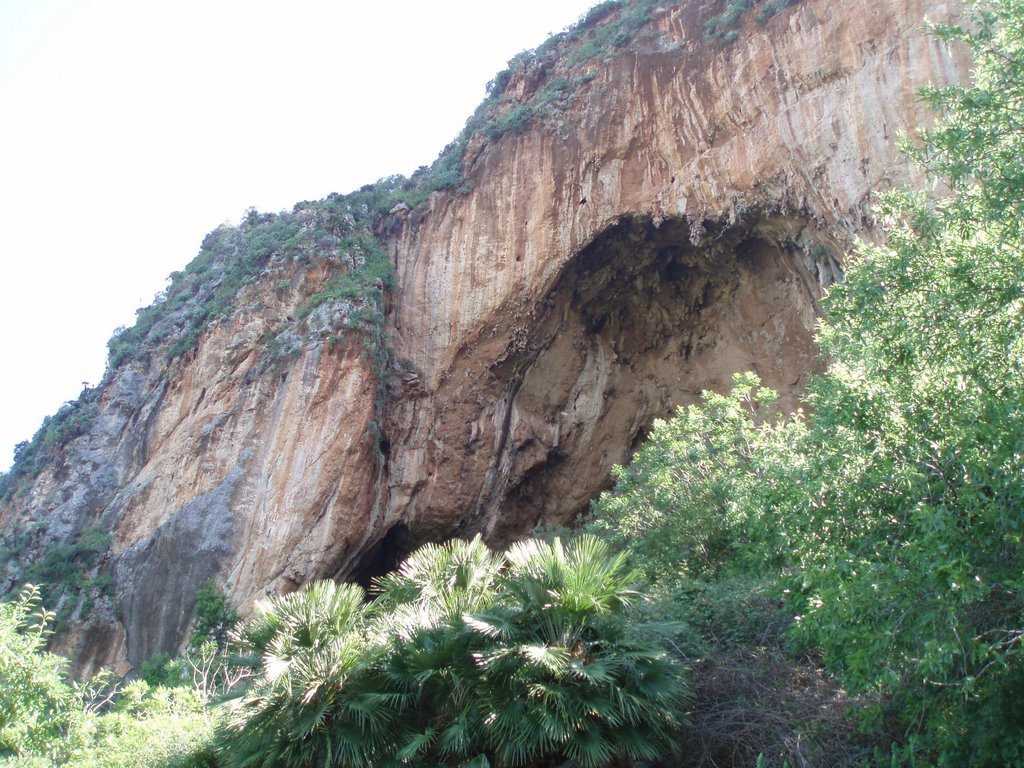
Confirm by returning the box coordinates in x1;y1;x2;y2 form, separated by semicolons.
0;0;970;674
381;0;968;554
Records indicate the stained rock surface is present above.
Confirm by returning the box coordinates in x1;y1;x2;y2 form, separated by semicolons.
0;0;970;674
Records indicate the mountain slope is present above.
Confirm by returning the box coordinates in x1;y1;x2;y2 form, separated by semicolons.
0;0;969;674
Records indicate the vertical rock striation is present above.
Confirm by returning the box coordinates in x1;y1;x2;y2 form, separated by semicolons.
0;0;970;674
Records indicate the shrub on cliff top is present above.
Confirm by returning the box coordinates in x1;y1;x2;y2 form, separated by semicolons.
705;0;803;40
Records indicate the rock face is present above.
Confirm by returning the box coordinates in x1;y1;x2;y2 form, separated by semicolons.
0;0;969;674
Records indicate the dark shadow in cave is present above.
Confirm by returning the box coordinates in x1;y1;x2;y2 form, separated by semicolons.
479;213;832;545
347;522;414;590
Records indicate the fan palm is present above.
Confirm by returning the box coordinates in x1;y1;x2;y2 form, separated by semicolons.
214;538;686;768
371;536;503;766
372;534;504;630
216;580;403;768
472;536;687;768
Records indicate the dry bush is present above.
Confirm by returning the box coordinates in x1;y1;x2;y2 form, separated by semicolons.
676;647;875;768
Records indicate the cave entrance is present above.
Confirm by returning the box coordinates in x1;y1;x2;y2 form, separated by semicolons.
346;522;415;590
479;213;832;544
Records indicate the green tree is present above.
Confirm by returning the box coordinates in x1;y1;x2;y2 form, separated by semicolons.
66;680;217;768
588;372;803;582
216;580;399;768
586;4;1024;763
190;579;239;650
786;3;1024;761
0;585;79;762
0;585;217;767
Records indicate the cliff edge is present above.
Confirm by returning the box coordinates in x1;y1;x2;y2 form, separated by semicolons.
0;0;969;674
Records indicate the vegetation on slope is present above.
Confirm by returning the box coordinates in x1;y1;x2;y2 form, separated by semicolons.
2;538;684;768
0;526;113;630
4;1;1022;765
589;1;1024;763
0;0;804;501
704;0;804;41
0;183;414;501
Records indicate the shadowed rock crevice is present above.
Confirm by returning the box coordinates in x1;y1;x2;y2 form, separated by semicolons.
348;521;414;590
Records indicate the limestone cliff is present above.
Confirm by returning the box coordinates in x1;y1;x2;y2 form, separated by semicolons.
0;0;970;675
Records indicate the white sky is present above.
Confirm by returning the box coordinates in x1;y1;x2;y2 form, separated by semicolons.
0;0;599;471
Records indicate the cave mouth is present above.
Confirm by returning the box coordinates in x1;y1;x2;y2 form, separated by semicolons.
347;522;415;590
480;212;833;545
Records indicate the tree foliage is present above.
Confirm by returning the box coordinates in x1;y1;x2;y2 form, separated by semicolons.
0;585;218;767
0;585;76;761
790;3;1024;761
588;372;804;582
588;2;1024;763
190;579;240;651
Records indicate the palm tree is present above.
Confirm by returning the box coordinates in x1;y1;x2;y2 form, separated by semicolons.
372;534;504;633
215;537;687;768
371;536;503;766
216;580;402;768
373;535;688;767
471;536;688;768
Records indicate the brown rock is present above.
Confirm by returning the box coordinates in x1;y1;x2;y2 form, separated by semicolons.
0;0;971;674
